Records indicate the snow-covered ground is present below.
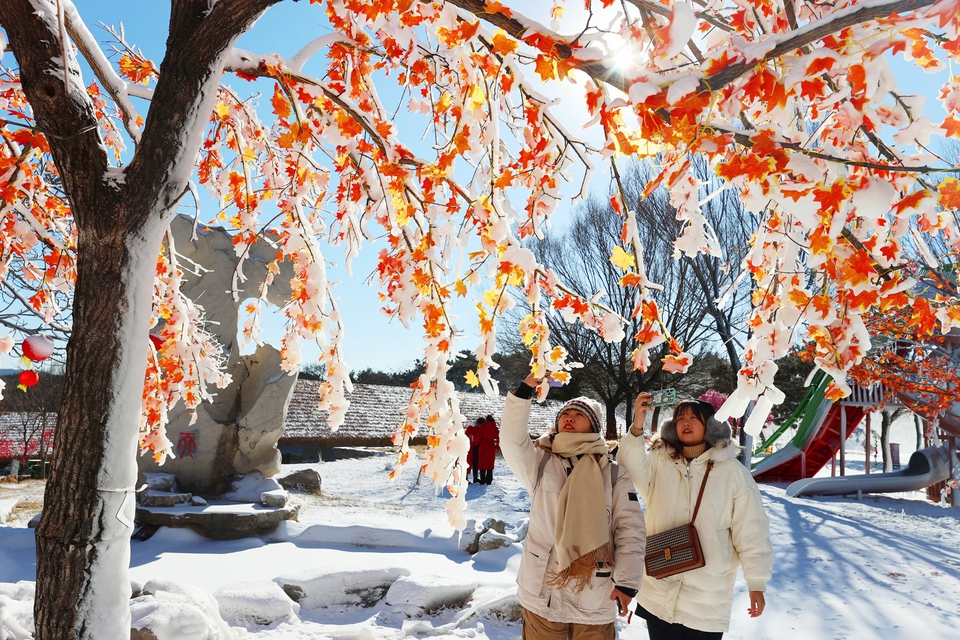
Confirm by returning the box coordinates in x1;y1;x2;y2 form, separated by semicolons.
1;438;959;639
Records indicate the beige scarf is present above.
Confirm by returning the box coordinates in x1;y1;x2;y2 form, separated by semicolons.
536;432;612;592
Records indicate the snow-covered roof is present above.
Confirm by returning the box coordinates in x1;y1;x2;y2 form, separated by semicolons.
0;412;57;439
0;382;567;449
282;380;563;445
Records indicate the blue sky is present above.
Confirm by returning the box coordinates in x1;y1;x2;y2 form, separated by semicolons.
63;0;489;373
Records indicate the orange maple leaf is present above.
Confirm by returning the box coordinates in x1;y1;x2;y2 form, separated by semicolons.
813;181;849;215
117;54;156;85
840;250;877;289
271;87;291;120
715;153;775;183
787;289;809;308
494;169;514;189
807;229;833;256
937;177;960;210
484;0;513;17
893;190;931;214
534;54;556;82
490;29;518;56
942;115;960;139
908;298;937;336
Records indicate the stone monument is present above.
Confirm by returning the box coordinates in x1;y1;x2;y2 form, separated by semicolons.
137;215;298;498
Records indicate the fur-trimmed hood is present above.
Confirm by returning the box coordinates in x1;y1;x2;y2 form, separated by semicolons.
651;416;741;462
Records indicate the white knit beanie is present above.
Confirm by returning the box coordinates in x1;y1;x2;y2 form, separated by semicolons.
555;397;604;433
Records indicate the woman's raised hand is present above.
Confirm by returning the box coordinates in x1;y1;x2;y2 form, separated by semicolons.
630;392;652;436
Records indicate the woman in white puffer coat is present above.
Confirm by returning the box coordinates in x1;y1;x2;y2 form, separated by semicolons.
618;394;772;639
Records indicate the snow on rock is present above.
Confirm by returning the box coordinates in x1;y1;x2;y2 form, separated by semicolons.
459;518;514;554
276;468;321;493
0;500;18;524
260;489;286;508
274;566;410;609
221;472;284;504
0;582;34;640
139;491;193;507
213;580;299;629
472;590;523;622
477;529;513;552
130;579;235;640
512;517;529;542
271;520;462;553
142;473;176;492
384;574;477;615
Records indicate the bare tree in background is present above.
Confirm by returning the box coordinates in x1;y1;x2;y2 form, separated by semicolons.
880;407;910;472
0;369;63;478
503;159;753;436
621;158;756;386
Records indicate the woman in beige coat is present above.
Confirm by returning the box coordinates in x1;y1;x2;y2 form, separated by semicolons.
501;374;646;640
618;395;772;639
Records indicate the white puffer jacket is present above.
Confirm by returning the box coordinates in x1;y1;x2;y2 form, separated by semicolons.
500;393;646;625
618;431;772;633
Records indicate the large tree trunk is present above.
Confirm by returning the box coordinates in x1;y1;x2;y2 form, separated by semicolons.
35;227;160;637
0;2;282;637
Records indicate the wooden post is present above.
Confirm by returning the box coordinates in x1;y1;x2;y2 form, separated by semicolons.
839;405;846;476
865;411;871;475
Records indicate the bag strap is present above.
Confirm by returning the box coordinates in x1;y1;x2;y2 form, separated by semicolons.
534;450;550;491
690;461;714;524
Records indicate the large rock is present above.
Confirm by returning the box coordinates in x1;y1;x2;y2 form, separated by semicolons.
130;580;233;640
459;518;511;554
142;473;176;492
477;529;513;552
385;575;477;615
138;491;193;508
135;502;298;540
274;567;410;609
214;580;299;628
277;468;321;493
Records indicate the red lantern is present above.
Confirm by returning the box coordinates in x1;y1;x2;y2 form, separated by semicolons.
18;370;39;387
148;333;163;350
22;335;54;362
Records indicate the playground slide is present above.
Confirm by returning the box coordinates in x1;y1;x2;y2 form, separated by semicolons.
786;444;953;497
752;373;866;484
934;402;960;440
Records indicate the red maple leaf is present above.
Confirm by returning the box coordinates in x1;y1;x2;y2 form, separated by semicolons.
813;181;849;215
892;190;931;214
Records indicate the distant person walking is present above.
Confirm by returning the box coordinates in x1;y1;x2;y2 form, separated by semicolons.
476;415;500;484
465;419;482;483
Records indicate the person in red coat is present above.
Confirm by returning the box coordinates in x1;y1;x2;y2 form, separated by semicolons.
476;415;500;484
465;419;481;483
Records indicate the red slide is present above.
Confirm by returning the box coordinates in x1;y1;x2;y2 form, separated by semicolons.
752;401;865;484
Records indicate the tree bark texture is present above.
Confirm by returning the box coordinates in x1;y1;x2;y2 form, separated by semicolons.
35;229;156;639
0;1;280;637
